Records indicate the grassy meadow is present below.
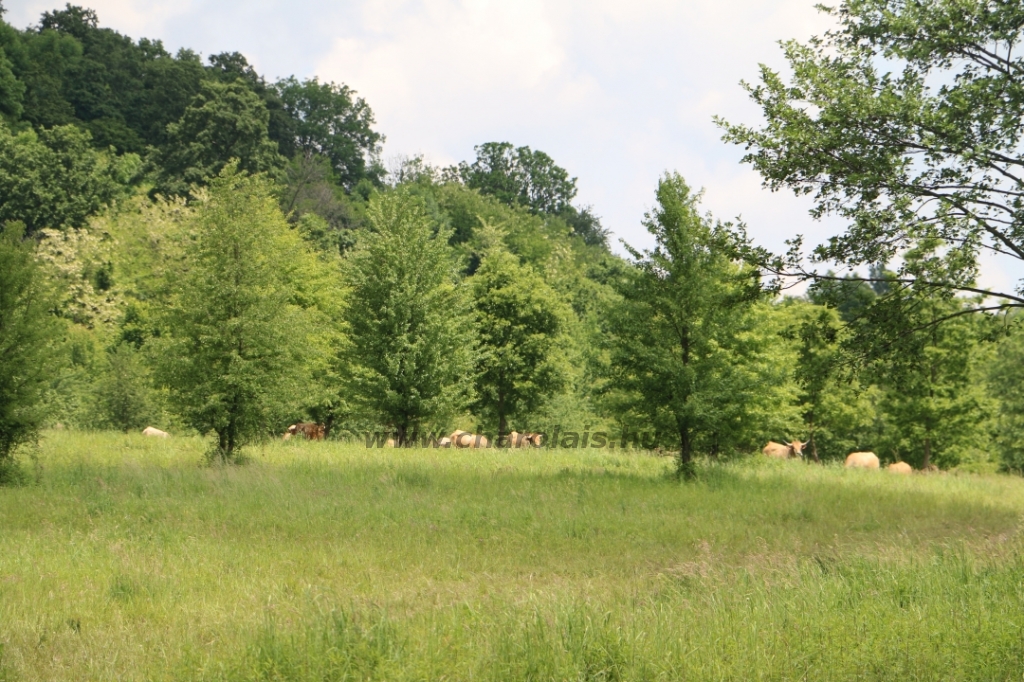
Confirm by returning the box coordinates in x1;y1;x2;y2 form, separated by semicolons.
2;432;1024;680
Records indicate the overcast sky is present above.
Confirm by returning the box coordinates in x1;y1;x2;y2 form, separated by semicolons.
6;0;1019;293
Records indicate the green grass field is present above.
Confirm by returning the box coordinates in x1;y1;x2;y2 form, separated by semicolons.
3;432;1024;680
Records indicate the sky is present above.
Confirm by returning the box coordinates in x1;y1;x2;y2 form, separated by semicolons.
5;0;1020;294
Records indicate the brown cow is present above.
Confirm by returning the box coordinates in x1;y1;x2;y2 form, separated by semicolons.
762;440;806;459
887;461;912;474
450;430;489;448
845;452;880;469
286;423;325;441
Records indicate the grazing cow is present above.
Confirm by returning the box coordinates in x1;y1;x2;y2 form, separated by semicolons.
142;426;169;438
450;430;489;449
526;432;542;447
436;437;452;448
887;461;912;474
286;423;325;441
762;440;806;459
845;452;880;469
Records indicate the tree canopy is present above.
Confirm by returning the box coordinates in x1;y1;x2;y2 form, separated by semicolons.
343;189;476;444
718;0;1024;332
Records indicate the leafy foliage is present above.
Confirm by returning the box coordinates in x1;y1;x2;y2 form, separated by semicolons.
604;174;795;474
452;142;608;246
0;223;60;461
154;80;285;197
0;122;138;235
472;242;568;434
717;0;1024;331
343;189;475;443
989;315;1024;472
275;76;383;188
156;169;330;459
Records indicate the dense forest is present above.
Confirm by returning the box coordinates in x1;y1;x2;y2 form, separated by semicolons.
1;1;1023;476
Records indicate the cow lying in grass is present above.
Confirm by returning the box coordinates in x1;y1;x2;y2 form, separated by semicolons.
508;431;543;448
284;423;325;441
450;430;489;448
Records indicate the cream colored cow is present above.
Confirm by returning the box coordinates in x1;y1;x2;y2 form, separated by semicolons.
845;452;880;469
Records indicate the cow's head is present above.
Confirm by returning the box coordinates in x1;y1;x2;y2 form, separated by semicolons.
286;424;299;435
788;440;808;457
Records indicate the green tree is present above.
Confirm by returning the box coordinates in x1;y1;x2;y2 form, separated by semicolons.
472;241;567;434
275;76;383;188
92;342;155;433
779;299;880;461
343;189;475;444
456;142;575;215
280;151;363;254
989;315;1024;472
452;142;608;245
0;122;137;235
0;44;23;120
873;290;992;469
717;0;1024;329
156;169;329;460
154;80;285;197
0;222;59;465
605;174;785;475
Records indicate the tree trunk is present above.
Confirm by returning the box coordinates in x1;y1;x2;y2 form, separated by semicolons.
809;414;820;463
923;433;932;470
678;427;694;479
498;390;507;440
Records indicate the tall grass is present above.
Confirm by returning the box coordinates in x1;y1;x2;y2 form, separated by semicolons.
2;431;1024;680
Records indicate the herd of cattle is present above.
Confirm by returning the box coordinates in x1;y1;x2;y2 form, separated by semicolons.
137;426;920;471
281;424;542;449
762;440;920;473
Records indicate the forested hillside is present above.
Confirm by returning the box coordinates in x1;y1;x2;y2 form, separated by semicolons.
1;2;1022;476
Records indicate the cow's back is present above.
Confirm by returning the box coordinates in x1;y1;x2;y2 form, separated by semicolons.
762;441;791;458
845;452;879;469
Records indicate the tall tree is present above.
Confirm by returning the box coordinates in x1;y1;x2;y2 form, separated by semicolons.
872;289;992;469
778;300;882;462
605;174;780;475
275;76;383;188
472;241;567;435
456;142;576;215
0;222;60;466
989;314;1024;472
343;189;475;444
452;142;608;245
0;121;138;235
717;0;1024;338
156;168;329;460
154;80;284;197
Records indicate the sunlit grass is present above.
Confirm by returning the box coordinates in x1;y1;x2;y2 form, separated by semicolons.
2;431;1024;680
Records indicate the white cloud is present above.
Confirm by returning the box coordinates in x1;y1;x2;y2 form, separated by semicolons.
313;0;840;253
7;0;192;37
